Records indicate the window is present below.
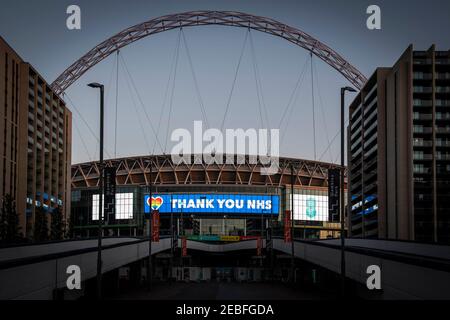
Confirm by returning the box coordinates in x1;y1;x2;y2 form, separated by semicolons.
71;190;81;202
92;194;103;221
116;193;133;220
92;193;134;221
290;192;329;222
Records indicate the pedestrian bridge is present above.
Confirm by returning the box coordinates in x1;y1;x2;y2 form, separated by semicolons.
1;237;449;300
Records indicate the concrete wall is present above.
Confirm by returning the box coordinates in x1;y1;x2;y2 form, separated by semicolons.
1;238;449;300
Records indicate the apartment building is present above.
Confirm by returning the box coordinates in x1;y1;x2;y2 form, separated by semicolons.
348;45;450;243
0;36;72;237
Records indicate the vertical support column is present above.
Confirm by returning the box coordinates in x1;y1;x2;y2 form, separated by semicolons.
430;45;438;243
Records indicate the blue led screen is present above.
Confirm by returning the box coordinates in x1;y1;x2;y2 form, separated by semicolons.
144;194;279;215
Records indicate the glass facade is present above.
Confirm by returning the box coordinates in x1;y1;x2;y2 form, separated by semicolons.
71;184;341;239
92;192;134;221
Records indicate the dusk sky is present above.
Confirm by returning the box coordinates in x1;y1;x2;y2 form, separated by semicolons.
1;0;450;164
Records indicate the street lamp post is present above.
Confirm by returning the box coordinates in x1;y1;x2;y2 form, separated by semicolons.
180;209;184;270
148;160;153;291
340;86;356;297
170;195;174;282
88;82;104;300
290;163;295;283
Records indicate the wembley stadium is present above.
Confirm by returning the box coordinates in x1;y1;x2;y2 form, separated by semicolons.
71;154;347;240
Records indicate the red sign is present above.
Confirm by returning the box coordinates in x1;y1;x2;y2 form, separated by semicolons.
257;237;262;256
182;237;187;257
240;236;260;241
284;210;292;243
152;210;160;242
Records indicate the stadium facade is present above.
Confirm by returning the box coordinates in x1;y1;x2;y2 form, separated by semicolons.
70;155;347;240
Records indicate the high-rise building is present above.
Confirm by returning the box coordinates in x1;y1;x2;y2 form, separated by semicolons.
348;45;450;243
0;36;72;238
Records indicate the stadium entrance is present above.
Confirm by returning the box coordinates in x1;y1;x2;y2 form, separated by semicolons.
144;193;279;239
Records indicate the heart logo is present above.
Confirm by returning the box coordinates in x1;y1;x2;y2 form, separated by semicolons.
147;196;163;210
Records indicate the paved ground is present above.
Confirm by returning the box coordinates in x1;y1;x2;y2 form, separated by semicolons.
111;282;334;300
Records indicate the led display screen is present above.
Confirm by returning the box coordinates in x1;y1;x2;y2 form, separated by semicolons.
291;194;329;222
144;194;279;215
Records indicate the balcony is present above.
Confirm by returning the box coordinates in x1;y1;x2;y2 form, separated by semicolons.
414;167;431;174
350;116;362;132
436;127;450;134
363;110;378;128
351;169;362;182
413;139;433;147
363;157;377;170
414;154;433;161
352;147;363;159
436;154;450;161
351;157;363;169
414;59;432;65
364;121;378;137
436;87;450;93
413;99;433;107
436;73;450;80
363;134;378;150
364;144;378;158
436;100;450;107
436;113;450;120
351;137;362;152
364;170;377;183
435;59;450;65
413;126;433;134
351;182;363;193
413;73;433;80
414;86;433;93
364;183;377;194
413;113;433;121
436;140;450;147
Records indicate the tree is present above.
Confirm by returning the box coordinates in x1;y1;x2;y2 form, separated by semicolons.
50;206;64;241
0;194;21;244
34;206;49;242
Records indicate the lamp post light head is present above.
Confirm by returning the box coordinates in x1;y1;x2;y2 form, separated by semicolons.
342;86;357;94
87;82;104;89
